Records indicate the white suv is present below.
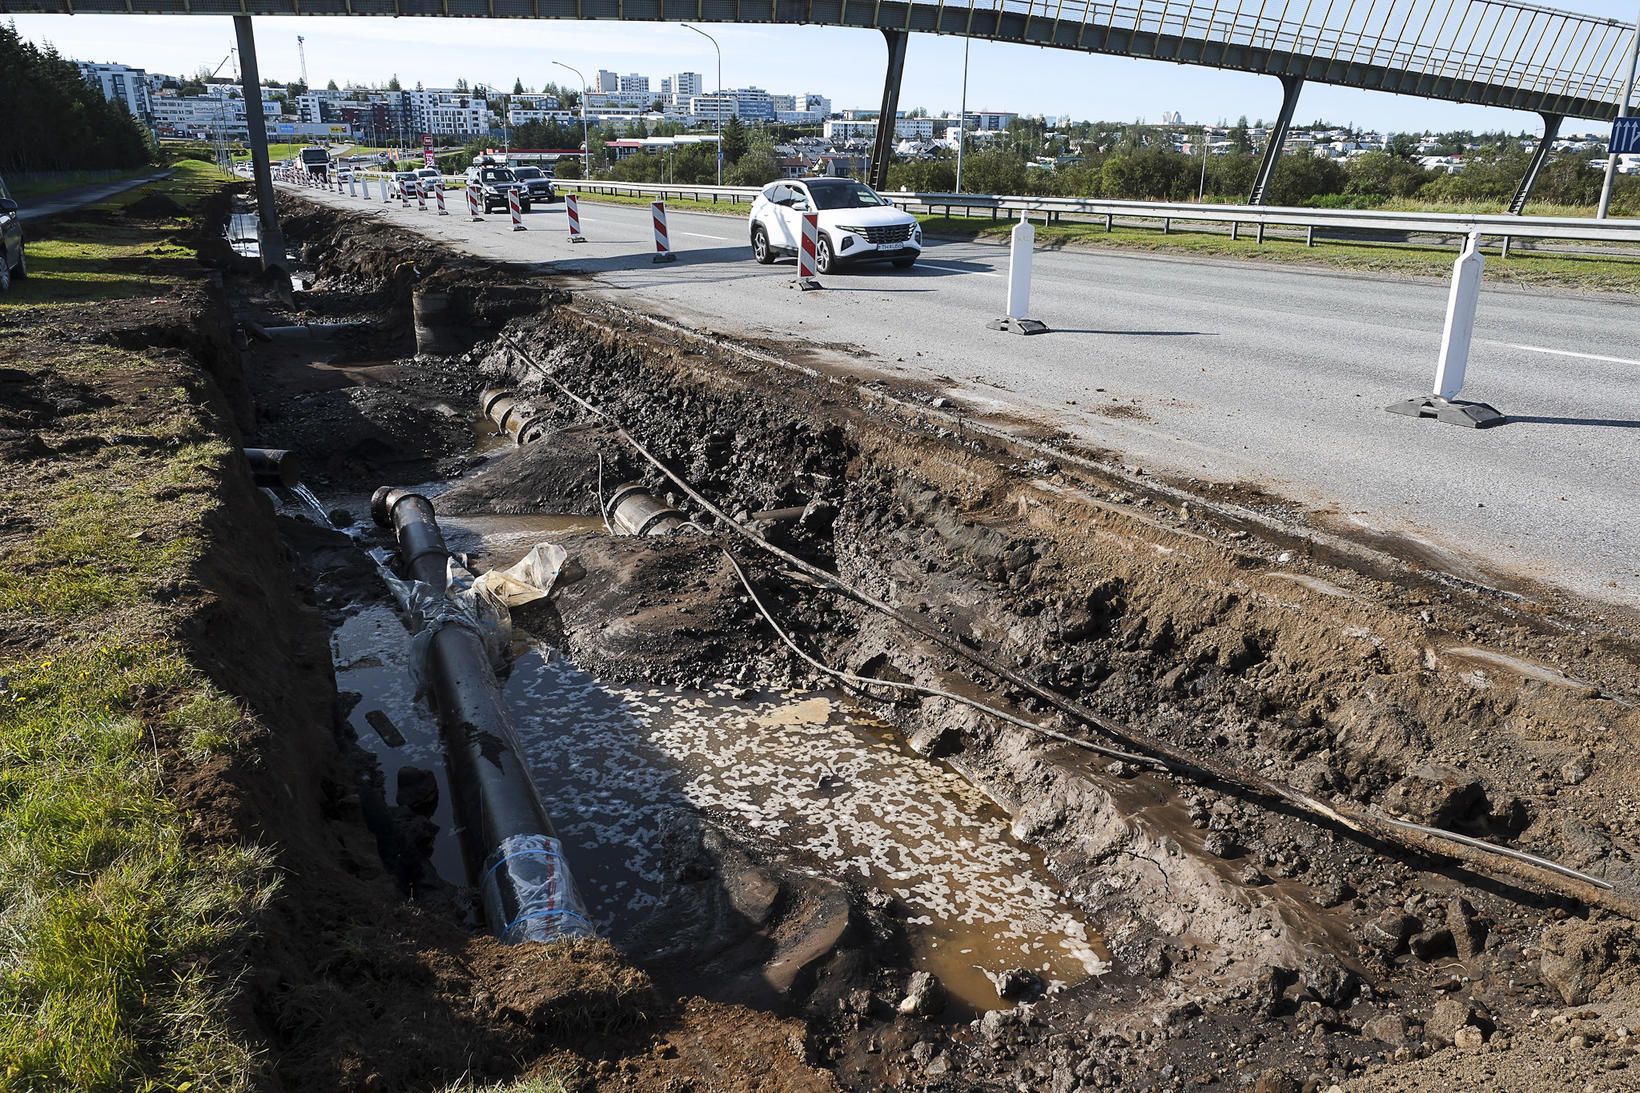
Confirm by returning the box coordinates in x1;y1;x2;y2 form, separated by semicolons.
749;178;921;273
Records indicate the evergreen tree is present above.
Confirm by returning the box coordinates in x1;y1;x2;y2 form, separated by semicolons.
722;115;747;163
513;77;525;94
0;23;151;174
326;78;338;91
387;74;402;91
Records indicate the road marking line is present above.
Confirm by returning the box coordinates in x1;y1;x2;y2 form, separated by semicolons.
1489;342;1640;367
915;260;1002;278
679;231;731;241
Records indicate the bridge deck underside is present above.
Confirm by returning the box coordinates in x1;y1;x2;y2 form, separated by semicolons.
2;0;1624;121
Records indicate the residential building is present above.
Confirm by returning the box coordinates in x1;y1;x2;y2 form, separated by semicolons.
596;69;618;93
690;86;775;122
618;73;649;96
78;61;153;123
823;116;933;142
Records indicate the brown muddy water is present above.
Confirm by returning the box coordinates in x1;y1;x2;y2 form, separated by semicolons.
290;449;1108;1014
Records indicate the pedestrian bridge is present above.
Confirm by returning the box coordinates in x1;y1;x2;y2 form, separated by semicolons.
4;0;1632;121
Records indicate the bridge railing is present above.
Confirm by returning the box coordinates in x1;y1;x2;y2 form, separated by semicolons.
560;180;1640;246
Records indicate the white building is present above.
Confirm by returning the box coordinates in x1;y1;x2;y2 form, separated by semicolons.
796;93;831;117
402;89;495;136
149;92;280;137
596;69;618;93
78;62;153;122
619;73;650;96
824;116;933;142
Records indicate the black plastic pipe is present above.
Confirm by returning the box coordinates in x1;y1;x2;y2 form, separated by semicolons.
244;447;299;489
370;486;593;944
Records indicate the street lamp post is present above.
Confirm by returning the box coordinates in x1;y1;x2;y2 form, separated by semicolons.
552;60;592;177
956;37;969;194
681;24;723;186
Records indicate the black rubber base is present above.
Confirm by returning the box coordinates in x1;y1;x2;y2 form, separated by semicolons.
793;278;823;291
653;253;677;263
988;316;1050;335
1384;395;1504;429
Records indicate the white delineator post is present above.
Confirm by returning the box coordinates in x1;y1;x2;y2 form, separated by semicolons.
566;194;585;242
794;211;822;290
987;213;1048;334
348;173;357;198
435;181;448;216
467;184;483;221
379;176;389;203
1385;232;1502;427
652;201;676;262
509;186;526;232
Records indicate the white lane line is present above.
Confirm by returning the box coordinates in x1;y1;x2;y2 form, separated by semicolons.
915;260;1002;278
679;231;732;241
1487;342;1640;368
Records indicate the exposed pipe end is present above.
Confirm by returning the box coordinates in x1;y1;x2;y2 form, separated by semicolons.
479;387;511;418
371;485;430;528
244;447;300;489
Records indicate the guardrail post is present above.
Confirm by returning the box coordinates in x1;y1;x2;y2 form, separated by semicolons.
988;214;1048;335
1105;213;1113;232
1163;217;1171;235
1306;224;1314;247
1256;223;1266;245
1385;232;1503;428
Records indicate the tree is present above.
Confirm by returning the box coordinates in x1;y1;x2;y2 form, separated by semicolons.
513;77;525;94
178;77;207;97
387;74;402;92
0;23;150;174
454;78;469;93
727;130;780;186
721;115;748;163
326;79;338;91
1230;116;1252;154
1266;153;1348;205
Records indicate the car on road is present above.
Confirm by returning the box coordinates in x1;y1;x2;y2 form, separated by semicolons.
748;177;921;273
468;165;532;215
0;174;26;292
509;166;558;204
390;171;420;198
415;167;442;190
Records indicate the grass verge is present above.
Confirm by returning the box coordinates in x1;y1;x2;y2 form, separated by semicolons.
0;162;276;1092
9;168;158;202
916;214;1640;293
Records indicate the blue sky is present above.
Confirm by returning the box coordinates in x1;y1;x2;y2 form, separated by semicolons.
10;7;1634;136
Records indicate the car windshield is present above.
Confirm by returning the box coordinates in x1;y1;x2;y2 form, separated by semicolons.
805;180;887;211
482;169;516;183
513;167;542;179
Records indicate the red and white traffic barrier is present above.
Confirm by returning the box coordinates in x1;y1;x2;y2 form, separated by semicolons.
651;201;676;263
566;194;585;243
794;211;822;290
467;185;482;221
435;182;448;216
416;180;428;212
509;187;526;231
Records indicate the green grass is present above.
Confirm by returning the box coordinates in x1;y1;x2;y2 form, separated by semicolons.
0;164;273;1092
572;189;754;217
916;213;1640;293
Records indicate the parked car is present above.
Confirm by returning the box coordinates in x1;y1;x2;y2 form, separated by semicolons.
509;166;558;203
469;166;532;214
0;173;26;292
748;177;921;273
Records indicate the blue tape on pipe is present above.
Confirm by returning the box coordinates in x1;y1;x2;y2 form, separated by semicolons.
479;832;595;944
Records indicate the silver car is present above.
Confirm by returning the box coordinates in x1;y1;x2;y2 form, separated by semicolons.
0;174;26;293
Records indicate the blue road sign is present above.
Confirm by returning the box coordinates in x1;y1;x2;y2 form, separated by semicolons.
1611;117;1640;155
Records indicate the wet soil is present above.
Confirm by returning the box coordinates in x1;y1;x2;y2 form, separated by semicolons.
182;192;1640;1090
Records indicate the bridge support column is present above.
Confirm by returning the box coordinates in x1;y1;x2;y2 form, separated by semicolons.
1507;114;1562;216
233;15;287;271
870;29;909;192
1248;74;1303;205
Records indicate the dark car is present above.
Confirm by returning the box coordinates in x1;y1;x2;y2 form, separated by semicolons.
0;174;27;293
473;166;532;215
509;166;558;203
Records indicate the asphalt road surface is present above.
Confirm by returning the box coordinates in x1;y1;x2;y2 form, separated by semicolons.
283;182;1640;610
20;171;172;222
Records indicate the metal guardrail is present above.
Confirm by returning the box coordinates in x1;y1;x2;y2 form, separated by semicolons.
564;180;1640;246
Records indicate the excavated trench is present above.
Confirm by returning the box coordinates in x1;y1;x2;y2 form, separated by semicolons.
237;197;1640;1092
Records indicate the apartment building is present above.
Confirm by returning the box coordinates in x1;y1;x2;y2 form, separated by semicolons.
77;61;153;123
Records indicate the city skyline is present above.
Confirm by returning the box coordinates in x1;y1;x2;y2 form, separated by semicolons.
12;9;1638;136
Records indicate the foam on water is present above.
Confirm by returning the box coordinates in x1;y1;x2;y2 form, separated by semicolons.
503;651;1109;1011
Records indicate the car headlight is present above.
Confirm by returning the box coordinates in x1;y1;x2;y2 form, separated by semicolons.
836;225;865;236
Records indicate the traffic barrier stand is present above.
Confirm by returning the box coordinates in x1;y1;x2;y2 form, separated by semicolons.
400;180;410;208
436;182;448;216
348;174;358;198
792;211;822;290
651;201;676;262
1386;232;1502;428
417;180;428;212
988;213;1049;334
565;194;585;242
379;176;390;203
509;187;526;231
467;185;483;221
